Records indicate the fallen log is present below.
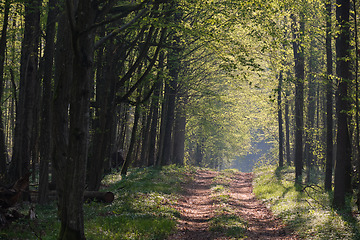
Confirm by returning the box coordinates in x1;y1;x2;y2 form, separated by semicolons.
83;191;114;203
47;190;114;203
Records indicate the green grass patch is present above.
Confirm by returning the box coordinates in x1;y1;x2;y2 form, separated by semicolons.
86;215;176;240
1;165;196;239
253;165;360;239
0;202;60;240
209;168;247;238
211;184;225;193
212;174;231;187
209;213;247;237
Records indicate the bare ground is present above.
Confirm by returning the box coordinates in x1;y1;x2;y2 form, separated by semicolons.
167;169;299;240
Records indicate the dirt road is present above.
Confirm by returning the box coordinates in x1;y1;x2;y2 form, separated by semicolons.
167;169;298;240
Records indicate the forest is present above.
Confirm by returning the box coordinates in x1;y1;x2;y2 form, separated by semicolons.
0;0;359;239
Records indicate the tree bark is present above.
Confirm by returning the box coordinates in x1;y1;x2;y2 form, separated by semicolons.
148;52;164;166
158;48;179;166
305;39;317;183
354;0;360;209
88;38;117;191
121;102;141;176
0;0;10;183
291;13;305;184
59;1;95;237
285;89;291;165
173;89;187;166
51;3;72;211
325;0;334;191
52;1;97;239
278;71;284;168
38;0;58;204
139;105;151;167
333;0;352;208
10;0;41;185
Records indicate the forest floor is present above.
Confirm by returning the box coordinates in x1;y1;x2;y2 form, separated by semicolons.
167;169;299;240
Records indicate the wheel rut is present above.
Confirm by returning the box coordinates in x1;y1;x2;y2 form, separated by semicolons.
167;169;299;240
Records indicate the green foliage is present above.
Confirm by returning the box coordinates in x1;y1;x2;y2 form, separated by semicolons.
254;165;360;239
2;165;196;239
85;165;194;239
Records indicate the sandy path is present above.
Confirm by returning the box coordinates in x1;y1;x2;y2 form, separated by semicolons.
167;169;298;240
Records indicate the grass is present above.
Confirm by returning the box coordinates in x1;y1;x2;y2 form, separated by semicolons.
209;169;247;238
1;165;196;240
253;165;360;240
209;214;247;238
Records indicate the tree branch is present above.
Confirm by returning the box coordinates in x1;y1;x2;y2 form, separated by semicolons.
90;2;148;35
115;26;156;91
94;8;148;49
66;0;76;34
116;28;167;104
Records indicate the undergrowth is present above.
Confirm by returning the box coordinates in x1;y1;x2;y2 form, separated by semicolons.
253;165;360;240
1;165;196;240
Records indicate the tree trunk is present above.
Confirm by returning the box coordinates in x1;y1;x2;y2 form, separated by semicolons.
285;89;291;165
278;71;284;168
195;142;203;166
173;91;187;166
158;49;179;166
10;0;41;185
305;39;317;183
325;0;334;191
0;0;10;183
148;52;164;166
291;13;305;184
51;3;72;210
140;104;152;167
52;1;96;239
333;0;352;208
88;39;117;191
38;0;57;204
354;0;360;209
121;103;141;177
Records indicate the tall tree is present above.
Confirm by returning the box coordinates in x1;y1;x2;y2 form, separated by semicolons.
121;101;141;176
157;29;180;166
148;52;164;166
325;0;334;191
278;71;284;167
291;12;305;184
285;89;291;165
87;37;117;191
0;0;10;182
157;49;178;166
173;87;187;166
354;0;360;209
333;0;352;208
305;37;318;183
38;0;58;204
53;0;96;238
10;0;41;183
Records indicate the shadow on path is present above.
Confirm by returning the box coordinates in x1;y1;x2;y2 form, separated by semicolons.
167;170;299;240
